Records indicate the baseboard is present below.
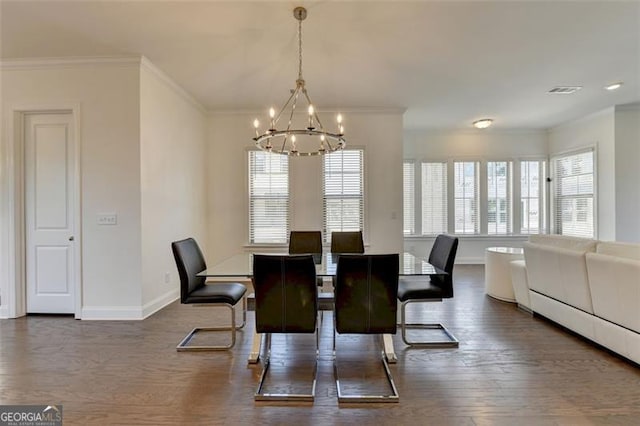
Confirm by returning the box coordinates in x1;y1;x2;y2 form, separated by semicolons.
81;305;146;320
142;288;179;319
81;289;179;320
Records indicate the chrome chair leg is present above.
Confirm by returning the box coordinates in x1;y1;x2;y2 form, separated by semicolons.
332;328;399;403
254;328;318;402
400;299;459;348
176;299;247;351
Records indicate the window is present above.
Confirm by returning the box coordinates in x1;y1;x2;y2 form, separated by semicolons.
248;151;289;244
487;161;512;234
520;160;546;234
323;149;364;241
454;161;479;234
403;161;415;235
551;149;594;238
421;162;447;235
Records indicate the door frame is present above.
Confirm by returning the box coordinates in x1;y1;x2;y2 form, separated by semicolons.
1;104;82;319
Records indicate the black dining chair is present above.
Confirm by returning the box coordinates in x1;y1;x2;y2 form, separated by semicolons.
397;234;459;347
330;231;364;254
289;231;322;255
333;254;400;403
289;231;324;287
252;254;319;402
171;238;247;351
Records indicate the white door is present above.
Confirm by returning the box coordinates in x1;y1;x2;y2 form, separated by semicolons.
25;113;76;314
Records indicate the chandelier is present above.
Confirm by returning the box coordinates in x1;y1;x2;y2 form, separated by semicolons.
252;7;346;156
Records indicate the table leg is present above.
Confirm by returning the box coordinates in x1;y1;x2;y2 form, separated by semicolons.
248;331;262;364
383;334;397;363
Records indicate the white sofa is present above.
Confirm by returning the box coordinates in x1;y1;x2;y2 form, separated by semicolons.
522;235;640;365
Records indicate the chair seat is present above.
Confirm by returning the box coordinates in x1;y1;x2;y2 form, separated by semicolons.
397;277;447;301
184;282;247;305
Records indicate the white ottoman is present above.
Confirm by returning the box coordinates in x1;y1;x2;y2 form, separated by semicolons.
509;259;531;311
484;247;524;302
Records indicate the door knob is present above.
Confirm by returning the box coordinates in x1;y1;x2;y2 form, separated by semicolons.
69;236;75;241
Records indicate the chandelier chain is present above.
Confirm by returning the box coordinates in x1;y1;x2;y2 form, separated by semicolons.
298;18;303;81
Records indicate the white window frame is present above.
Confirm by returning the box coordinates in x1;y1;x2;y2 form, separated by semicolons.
550;147;597;238
452;160;480;235
517;158;547;235
421;161;448;236
486;160;513;235
322;148;365;243
403;156;549;238
403;160;416;235
248;150;290;244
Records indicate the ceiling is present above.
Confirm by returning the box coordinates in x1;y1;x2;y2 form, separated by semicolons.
1;1;638;130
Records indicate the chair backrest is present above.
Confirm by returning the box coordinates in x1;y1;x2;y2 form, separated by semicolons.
428;234;459;297
289;231;323;255
330;231;364;254
334;254;399;334
253;254;318;334
171;238;207;303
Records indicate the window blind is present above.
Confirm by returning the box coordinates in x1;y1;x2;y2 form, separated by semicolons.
403;161;415;235
323;149;364;241
552;150;594;238
454;161;479;234
421;162;448;235
487;161;512;235
248;151;289;244
520;160;545;234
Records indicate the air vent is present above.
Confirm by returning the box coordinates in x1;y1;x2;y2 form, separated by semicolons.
548;86;582;94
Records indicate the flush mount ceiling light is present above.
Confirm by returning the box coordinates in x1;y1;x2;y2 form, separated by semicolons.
473;118;493;129
605;82;623;91
252;7;345;157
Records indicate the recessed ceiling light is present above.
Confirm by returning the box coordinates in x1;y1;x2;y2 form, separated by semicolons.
605;82;623;91
473;119;493;129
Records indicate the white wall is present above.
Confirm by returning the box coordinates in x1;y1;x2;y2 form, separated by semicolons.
547;108;616;240
139;60;207;314
403;128;548;263
207;110;404;263
1;59;143;318
614;104;640;242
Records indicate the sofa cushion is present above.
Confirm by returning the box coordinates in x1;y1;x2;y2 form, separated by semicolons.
523;241;594;313
586;252;640;333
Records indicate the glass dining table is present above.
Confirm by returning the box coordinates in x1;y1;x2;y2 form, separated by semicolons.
198;252;445;364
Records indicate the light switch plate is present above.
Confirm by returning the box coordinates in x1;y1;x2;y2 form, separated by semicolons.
97;214;117;225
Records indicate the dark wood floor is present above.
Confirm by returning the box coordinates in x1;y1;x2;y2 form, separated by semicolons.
1;265;639;425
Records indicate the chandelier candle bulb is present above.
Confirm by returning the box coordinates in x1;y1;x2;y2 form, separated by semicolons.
308;105;315;129
269;108;276;130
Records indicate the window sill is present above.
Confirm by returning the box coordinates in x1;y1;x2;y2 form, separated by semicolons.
404;234;532;240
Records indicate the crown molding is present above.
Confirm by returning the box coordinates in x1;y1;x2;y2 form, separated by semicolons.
209;106;406;115
0;55;141;70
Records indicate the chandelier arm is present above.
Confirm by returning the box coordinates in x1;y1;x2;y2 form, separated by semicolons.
285;87;301;134
273;89;297;126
